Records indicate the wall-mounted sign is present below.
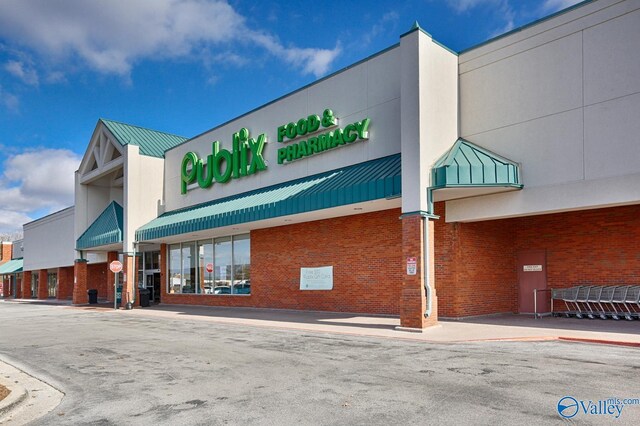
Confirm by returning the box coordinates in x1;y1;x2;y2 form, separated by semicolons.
406;257;417;275
181;128;267;194
276;109;370;164
300;266;333;290
523;265;543;272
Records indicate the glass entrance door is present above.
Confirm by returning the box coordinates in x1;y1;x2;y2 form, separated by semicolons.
31;274;38;299
144;272;162;303
47;273;57;298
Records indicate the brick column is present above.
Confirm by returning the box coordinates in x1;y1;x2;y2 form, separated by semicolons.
1;277;8;298
38;269;49;299
15;274;22;298
57;267;71;300
73;259;88;304
22;271;32;299
121;255;135;308
399;215;438;330
106;252;118;302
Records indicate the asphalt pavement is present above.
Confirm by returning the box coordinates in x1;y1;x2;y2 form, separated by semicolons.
1;302;639;425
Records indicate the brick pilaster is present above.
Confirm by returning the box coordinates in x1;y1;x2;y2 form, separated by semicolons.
106;252;118;302
38;269;49;299
57;267;72;300
121;255;135;307
15;274;22;298
1;277;8;298
400;215;438;329
22;271;32;299
73;259;88;304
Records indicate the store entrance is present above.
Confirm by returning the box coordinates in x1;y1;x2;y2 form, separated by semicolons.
47;273;57;298
145;272;161;303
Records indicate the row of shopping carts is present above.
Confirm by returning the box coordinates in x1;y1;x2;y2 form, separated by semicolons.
551;285;640;320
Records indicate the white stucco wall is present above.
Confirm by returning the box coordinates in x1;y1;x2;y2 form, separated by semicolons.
123;145;165;252
450;0;640;222
164;46;402;212
401;29;459;214
24;207;75;271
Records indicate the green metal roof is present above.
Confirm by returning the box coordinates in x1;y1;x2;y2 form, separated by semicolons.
0;258;23;275
100;119;188;158
432;138;522;189
137;154;401;241
76;201;124;250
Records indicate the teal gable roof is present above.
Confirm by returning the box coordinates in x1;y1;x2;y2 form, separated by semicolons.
432;138;522;189
77;202;124;250
137;154;401;241
0;258;23;275
101;119;188;158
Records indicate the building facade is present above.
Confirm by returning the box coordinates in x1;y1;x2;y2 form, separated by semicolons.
5;0;639;330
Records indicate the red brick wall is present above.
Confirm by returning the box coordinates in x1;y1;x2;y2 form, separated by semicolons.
0;243;11;262
162;209;403;315
435;203;640;318
87;262;108;298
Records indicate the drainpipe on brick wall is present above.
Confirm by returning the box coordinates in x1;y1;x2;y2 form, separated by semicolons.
424;187;439;318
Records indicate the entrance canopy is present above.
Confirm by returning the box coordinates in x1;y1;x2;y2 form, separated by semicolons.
137;154;401;241
0;258;23;275
76;201;124;250
430;138;523;204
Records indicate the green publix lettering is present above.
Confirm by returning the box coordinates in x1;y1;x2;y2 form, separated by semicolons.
277;117;370;164
181;128;266;194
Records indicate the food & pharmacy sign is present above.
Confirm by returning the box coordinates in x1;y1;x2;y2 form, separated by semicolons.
180;108;370;194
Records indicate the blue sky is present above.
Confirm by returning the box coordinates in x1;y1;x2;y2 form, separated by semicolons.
0;0;583;234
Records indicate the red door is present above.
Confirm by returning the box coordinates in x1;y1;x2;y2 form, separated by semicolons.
517;250;547;314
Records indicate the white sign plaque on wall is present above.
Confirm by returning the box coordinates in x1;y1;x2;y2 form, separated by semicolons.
300;266;333;290
406;257;417;275
523;265;543;272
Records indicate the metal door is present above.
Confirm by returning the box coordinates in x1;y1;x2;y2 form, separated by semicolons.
517;250;547;313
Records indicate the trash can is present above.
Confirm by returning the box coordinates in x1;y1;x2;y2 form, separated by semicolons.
87;289;98;304
139;288;150;308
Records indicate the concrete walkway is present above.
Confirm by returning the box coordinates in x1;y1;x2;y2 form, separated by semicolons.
63;302;640;346
5;298;639;345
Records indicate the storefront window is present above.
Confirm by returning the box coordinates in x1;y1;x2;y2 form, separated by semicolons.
169;244;181;294
233;234;250;294
198;241;214;294
181;242;197;293
167;234;250;296
214;237;232;295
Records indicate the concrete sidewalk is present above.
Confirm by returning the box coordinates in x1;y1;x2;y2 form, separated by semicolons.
64;303;640;346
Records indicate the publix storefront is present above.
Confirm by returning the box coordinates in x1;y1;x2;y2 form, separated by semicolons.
14;0;640;331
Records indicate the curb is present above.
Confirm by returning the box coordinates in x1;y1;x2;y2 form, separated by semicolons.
0;381;28;420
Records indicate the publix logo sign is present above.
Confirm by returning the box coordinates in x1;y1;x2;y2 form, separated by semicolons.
180;128;266;194
180;108;371;195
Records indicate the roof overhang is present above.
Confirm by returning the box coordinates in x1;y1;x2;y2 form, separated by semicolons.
429;138;523;208
76;201;124;250
0;258;23;275
137;154;401;242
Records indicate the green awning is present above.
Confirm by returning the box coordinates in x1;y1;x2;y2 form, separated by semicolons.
101;119;188;158
0;258;23;274
137;154;401;241
432;138;522;189
76;201;124;250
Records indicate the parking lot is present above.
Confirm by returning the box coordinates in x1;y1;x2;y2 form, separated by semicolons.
1;302;639;425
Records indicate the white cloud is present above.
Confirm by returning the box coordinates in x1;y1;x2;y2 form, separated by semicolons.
0;210;33;234
4;60;39;86
446;0;515;36
0;148;81;232
542;0;583;13
0;0;340;79
0;85;19;112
